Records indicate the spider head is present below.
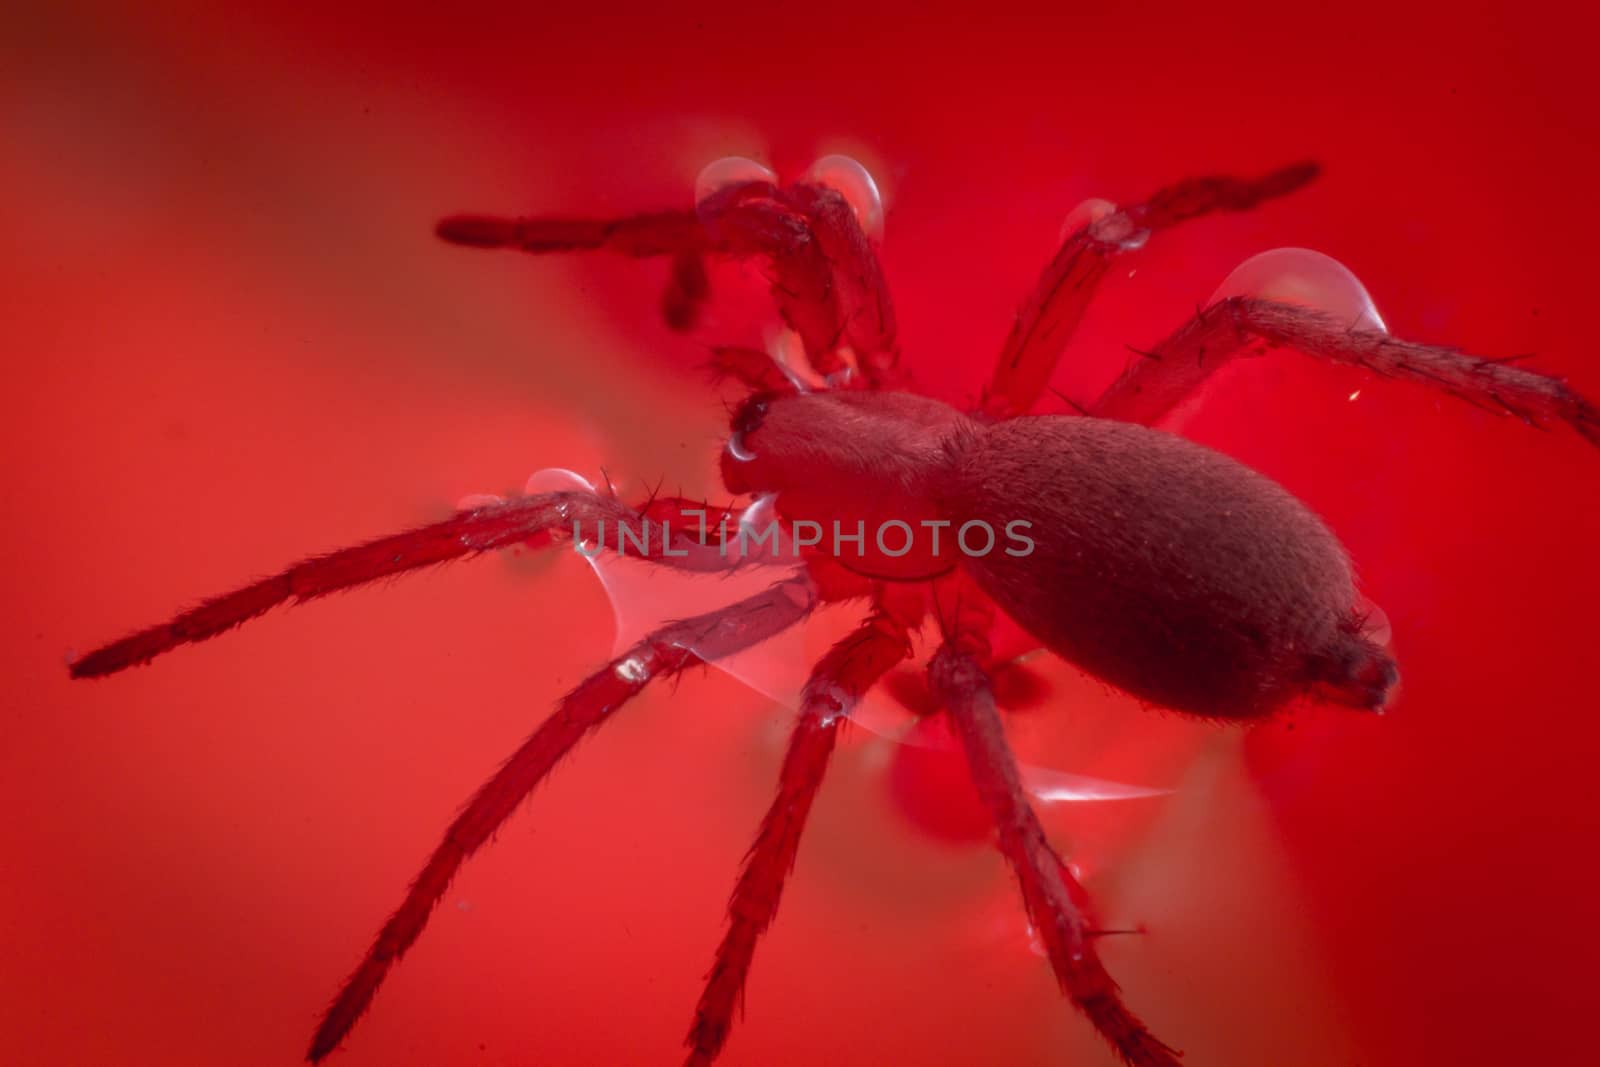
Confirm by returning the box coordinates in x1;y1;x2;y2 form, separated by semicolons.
718;389;972;579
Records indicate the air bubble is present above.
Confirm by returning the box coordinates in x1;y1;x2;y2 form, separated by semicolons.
768;327;821;392
1059;197;1148;251
1022;765;1170;804
524;468;592;496
1025;921;1048;959
694;156;776;207
1209;248;1387;332
804;154;885;240
1355;594;1393;651
615;656;651;683
1058;197;1117;244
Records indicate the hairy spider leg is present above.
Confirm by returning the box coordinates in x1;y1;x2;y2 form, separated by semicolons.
684;588;923;1067
437;178;896;384
778;182;899;384
984;162;1322;419
307;574;822;1063
70;492;744;678
710;196;849;377
927;643;1181;1067
1091;297;1600;445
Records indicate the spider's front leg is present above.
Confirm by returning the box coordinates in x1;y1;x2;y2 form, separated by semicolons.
928;642;1181;1067
684;587;922;1066
70;491;741;678
1091;296;1600;445
437;166;898;385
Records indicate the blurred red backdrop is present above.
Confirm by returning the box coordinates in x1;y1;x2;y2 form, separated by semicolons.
5;3;1598;1066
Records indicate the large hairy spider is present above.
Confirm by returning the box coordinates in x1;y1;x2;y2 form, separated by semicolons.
72;154;1599;1066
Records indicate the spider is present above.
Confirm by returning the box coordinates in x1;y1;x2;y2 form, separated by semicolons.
71;153;1599;1067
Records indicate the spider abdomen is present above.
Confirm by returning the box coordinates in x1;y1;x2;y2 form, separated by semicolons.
939;416;1395;718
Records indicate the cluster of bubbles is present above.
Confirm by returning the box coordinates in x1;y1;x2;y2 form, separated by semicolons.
694;154;886;241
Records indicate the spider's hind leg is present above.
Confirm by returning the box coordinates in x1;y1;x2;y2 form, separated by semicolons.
1092;296;1600;445
929;643;1182;1067
70;491;743;678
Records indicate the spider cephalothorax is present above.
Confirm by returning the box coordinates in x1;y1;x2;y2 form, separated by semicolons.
72;153;1598;1066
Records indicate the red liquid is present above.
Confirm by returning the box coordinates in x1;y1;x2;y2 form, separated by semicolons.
7;6;1597;1065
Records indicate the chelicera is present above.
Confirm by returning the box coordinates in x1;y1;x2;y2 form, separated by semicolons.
72;153;1599;1066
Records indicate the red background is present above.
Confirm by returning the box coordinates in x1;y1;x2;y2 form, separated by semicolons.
6;4;1598;1065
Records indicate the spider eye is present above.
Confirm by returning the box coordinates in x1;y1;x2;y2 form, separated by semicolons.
803;154;885;241
730;391;773;438
694;156;778;207
1209;248;1387;332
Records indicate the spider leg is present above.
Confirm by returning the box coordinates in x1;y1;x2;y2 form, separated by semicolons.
708;196;848;378
70;492;743;678
308;573;821;1063
985;161;1320;418
928;643;1181;1067
1090;296;1600;445
434;209;705;257
684;594;920;1067
438;182;880;383
438;191;838;363
780;182;899;385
